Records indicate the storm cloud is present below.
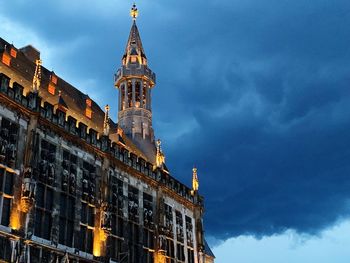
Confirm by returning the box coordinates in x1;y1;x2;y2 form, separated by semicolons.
1;0;350;240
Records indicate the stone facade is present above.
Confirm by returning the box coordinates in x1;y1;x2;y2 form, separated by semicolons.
0;6;214;263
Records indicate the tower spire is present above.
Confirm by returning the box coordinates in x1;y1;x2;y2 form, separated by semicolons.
114;4;157;163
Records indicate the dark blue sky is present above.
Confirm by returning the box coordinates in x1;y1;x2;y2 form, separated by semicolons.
1;0;350;242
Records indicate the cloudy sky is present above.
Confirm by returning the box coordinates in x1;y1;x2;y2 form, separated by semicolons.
1;0;350;261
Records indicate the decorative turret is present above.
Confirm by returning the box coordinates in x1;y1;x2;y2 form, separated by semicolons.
103;104;110;136
192;167;199;193
32;59;42;93
155;139;165;169
115;4;157;162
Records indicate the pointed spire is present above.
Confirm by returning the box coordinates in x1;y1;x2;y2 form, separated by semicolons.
192;167;199;193
123;4;147;66
155;139;165;168
103;104;110;136
32;59;42;93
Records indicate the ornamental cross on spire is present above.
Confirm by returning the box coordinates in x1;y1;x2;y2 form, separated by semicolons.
130;3;138;21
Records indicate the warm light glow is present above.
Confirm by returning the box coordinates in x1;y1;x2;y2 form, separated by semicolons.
10;207;21;230
156;252;166;263
85;108;92;119
51;74;58;85
130;3;138;20
48;83;55;95
10;48;17;58
192;167;199;192
93;227;107;257
2;53;11;66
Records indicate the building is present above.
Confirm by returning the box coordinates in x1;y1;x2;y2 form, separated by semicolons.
0;4;214;263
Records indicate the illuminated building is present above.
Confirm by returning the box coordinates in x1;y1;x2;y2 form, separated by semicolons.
0;4;214;263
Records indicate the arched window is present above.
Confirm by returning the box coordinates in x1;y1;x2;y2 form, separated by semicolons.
135;81;141;108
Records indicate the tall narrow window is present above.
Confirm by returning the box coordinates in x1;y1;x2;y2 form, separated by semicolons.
135;81;141;107
79;202;94;253
142;83;147;109
34;183;53;240
59;193;75;247
127;82;133;107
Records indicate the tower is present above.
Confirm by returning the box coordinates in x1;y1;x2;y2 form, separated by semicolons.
115;4;157;162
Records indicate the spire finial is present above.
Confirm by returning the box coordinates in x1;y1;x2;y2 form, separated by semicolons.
192;167;199;192
130;3;138;21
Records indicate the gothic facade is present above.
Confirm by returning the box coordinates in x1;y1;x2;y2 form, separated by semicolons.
0;5;214;263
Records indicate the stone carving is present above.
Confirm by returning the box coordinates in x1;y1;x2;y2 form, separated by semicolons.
20;167;36;213
101;203;112;232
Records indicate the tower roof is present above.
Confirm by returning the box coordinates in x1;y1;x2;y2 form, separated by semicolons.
123;20;147;60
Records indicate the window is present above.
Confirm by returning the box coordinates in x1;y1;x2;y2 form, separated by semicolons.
0;168;14;227
34;183;53;240
0;117;19;168
61;150;77;195
111;176;124;215
81;161;96;203
0;73;10;92
48;83;55;95
0;235;11;261
1;52;11;66
164;204;173;236
59;193;75;247
85;108;92;119
186;216;194;247
38;140;56;186
79;202;94;253
10;48;17;58
166;238;175;261
128;186;138;222
51;74;58;85
187;248;195;263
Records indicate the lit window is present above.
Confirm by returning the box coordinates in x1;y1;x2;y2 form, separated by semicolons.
1;53;11;66
10;48;17;58
85;108;92;119
48;84;55;95
51;74;58;85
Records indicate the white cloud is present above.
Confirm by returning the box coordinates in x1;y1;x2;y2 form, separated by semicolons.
212;219;350;263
